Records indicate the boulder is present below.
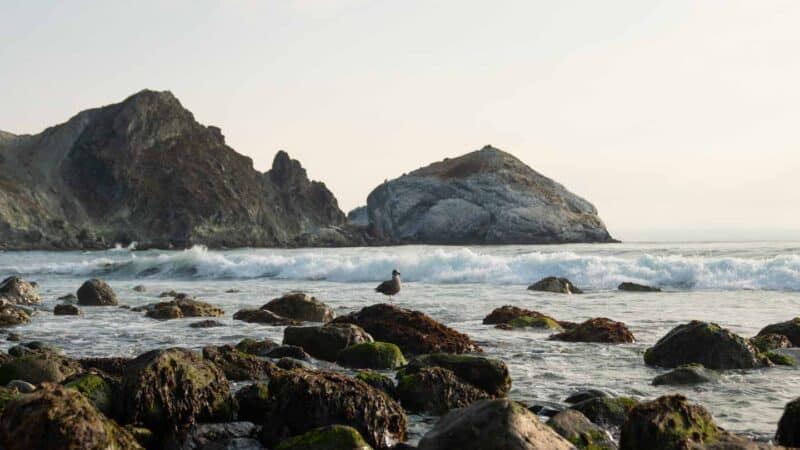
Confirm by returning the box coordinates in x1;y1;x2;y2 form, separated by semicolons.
119;348;236;437
750;333;792;352
652;364;719;386
180;422;261;450
275;425;373;450
0;302;30;327
236;338;281;357
482;305;562;326
364;146;614;245
5;333;20;342
0;276;40;305
619;395;720;450
337;342;407;370
58;293;78;302
78;357;132;377
550;318;635;344
0;384;142;450
403;353;511;397
569;396;638;428
64;372;115;416
54;303;82;316
618;282;660;292
132;285;146;292
332;304;481;355
259;369;407;449
528;277;583;294
564;390;610;405
77;279;118;306
356;371;396;398
644;321;764;370
190;319;225;328
5;380;35;394
396;367;490;414
145;297;224;319
234;308;299;325
417;398;574;450
776;397;800;447
283;323;373;361
757;318;800;346
277;357;311;370
263;292;335;322
547;409;616;450
0;352;80;385
235;381;272;423
504;315;564;331
202;344;281;381
266;345;311;361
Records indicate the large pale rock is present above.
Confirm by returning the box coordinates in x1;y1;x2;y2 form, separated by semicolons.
262;292;334;322
0;276;40;305
365;146;613;244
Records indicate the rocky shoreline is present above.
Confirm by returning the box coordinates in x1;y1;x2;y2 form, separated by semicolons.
0;275;797;449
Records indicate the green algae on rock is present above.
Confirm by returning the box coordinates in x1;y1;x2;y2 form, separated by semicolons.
396;366;490;415
619;395;719;450
337;342;407;370
275;425;373;450
403;353;511;397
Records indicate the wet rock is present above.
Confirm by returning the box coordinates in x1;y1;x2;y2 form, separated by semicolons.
145;297;224;319
266;345;311;361
652;364;720;386
528;401;563;418
644;321;764;370
58;293;78;303
776;397;800;447
64;372;115;416
180;422;260;450
396;367;490;415
53;303;82;316
0;302;30;327
0;352;80;385
528;277;583;294
190;319;225;328
550;317;635;344
283;323;374;361
202;344;281;381
757;318;800;347
337;342;407;370
356;371;396;398
234;308;299;325
504;315;564;331
564;389;610;404
403;353;511;397
764;350;796;366
263;292;335;323
274;425;373;450
417;398;574;450
0;384;142;450
235;382;272;423
77;278;118;306
619;395;719;450
8;341;61;357
277;357;311;370
119;348;236;437
160;289;182;298
332;304;481;355
5;380;35;393
259;369;407;449
482;305;562;326
236;338;281;357
618;282;660;292
569;396;638;428
750;333;792;352
132;285;146;292
5;333;20;342
0;276;40;305
78;357;132;377
548;409;617;450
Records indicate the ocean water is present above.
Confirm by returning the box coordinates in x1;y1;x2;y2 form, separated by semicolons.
1;241;799;443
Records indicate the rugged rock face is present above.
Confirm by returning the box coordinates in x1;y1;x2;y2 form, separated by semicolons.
364;146;614;244
0;90;360;250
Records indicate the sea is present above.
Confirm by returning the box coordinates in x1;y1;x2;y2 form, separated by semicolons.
1;241;799;443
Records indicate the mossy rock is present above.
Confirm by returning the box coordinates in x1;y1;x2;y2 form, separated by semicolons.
776;397;800;446
355;371;396;398
765;351;796;366
236;338;280;357
620;394;720;450
756;318;800;346
0;387;21;414
652;364;720;386
750;333;792;352
64;372;115;416
547;409;616;450
0;353;80;385
396;367;490;415
508;315;564;331
275;425;373;450
284;323;373;361
235;381;272;423
550;317;635;344
404;353;511;397
202;344;281;381
644;321;764;370
570;396;638;428
337;342;406;370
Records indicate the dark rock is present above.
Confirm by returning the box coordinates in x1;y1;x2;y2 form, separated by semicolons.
619;395;719;450
8;341;61;357
0;384;142;450
416;398;574;450
652;364;720;386
266;345;311;361
190;319;225;328
58;293;78;302
337;342;407;370
64;372;115;416
332;304;481;355
548;409;617;450
365;146;614;245
618;282;660;292
53;303;82;316
202;344;281;381
234;308;299;325
236;338;281;357
0;303;30;327
644;321;765;370
77;279;118;306
274;425;372;450
132;285;146;292
564;389;610;405
277;357;311;370
259;369;407;449
283;323;373;361
569;396;638;428
356;371;396;398
0;276;40;305
235;382;272;423
78;357;132;377
160;290;182;298
776;397;800;447
550;317;635;344
396;367;490;415
528;402;563;418
528;277;583;294
263;292;335;322
0;352;80;385
750;333;792;352
5;333;20;342
119;348;236;438
757;318;800;347
181;422;260;450
483;305;556;325
403;353;511;397
145;297;224;319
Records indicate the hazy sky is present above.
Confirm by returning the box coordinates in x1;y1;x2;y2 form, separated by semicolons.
2;1;799;241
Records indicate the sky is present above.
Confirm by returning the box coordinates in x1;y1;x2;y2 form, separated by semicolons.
1;0;799;241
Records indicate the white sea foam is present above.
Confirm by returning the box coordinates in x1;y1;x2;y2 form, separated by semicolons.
3;245;799;291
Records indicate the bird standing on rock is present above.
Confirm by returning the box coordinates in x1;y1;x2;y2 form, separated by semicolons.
375;269;401;300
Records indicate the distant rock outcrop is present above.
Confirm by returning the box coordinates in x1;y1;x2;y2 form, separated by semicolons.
0;90;363;250
363;146;614;244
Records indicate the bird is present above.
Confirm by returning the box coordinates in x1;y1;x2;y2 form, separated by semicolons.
375;269;401;300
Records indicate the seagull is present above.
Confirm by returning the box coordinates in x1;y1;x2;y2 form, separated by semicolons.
375;269;401;300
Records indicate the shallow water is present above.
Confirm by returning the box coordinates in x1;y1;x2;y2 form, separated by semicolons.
1;242;799;443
